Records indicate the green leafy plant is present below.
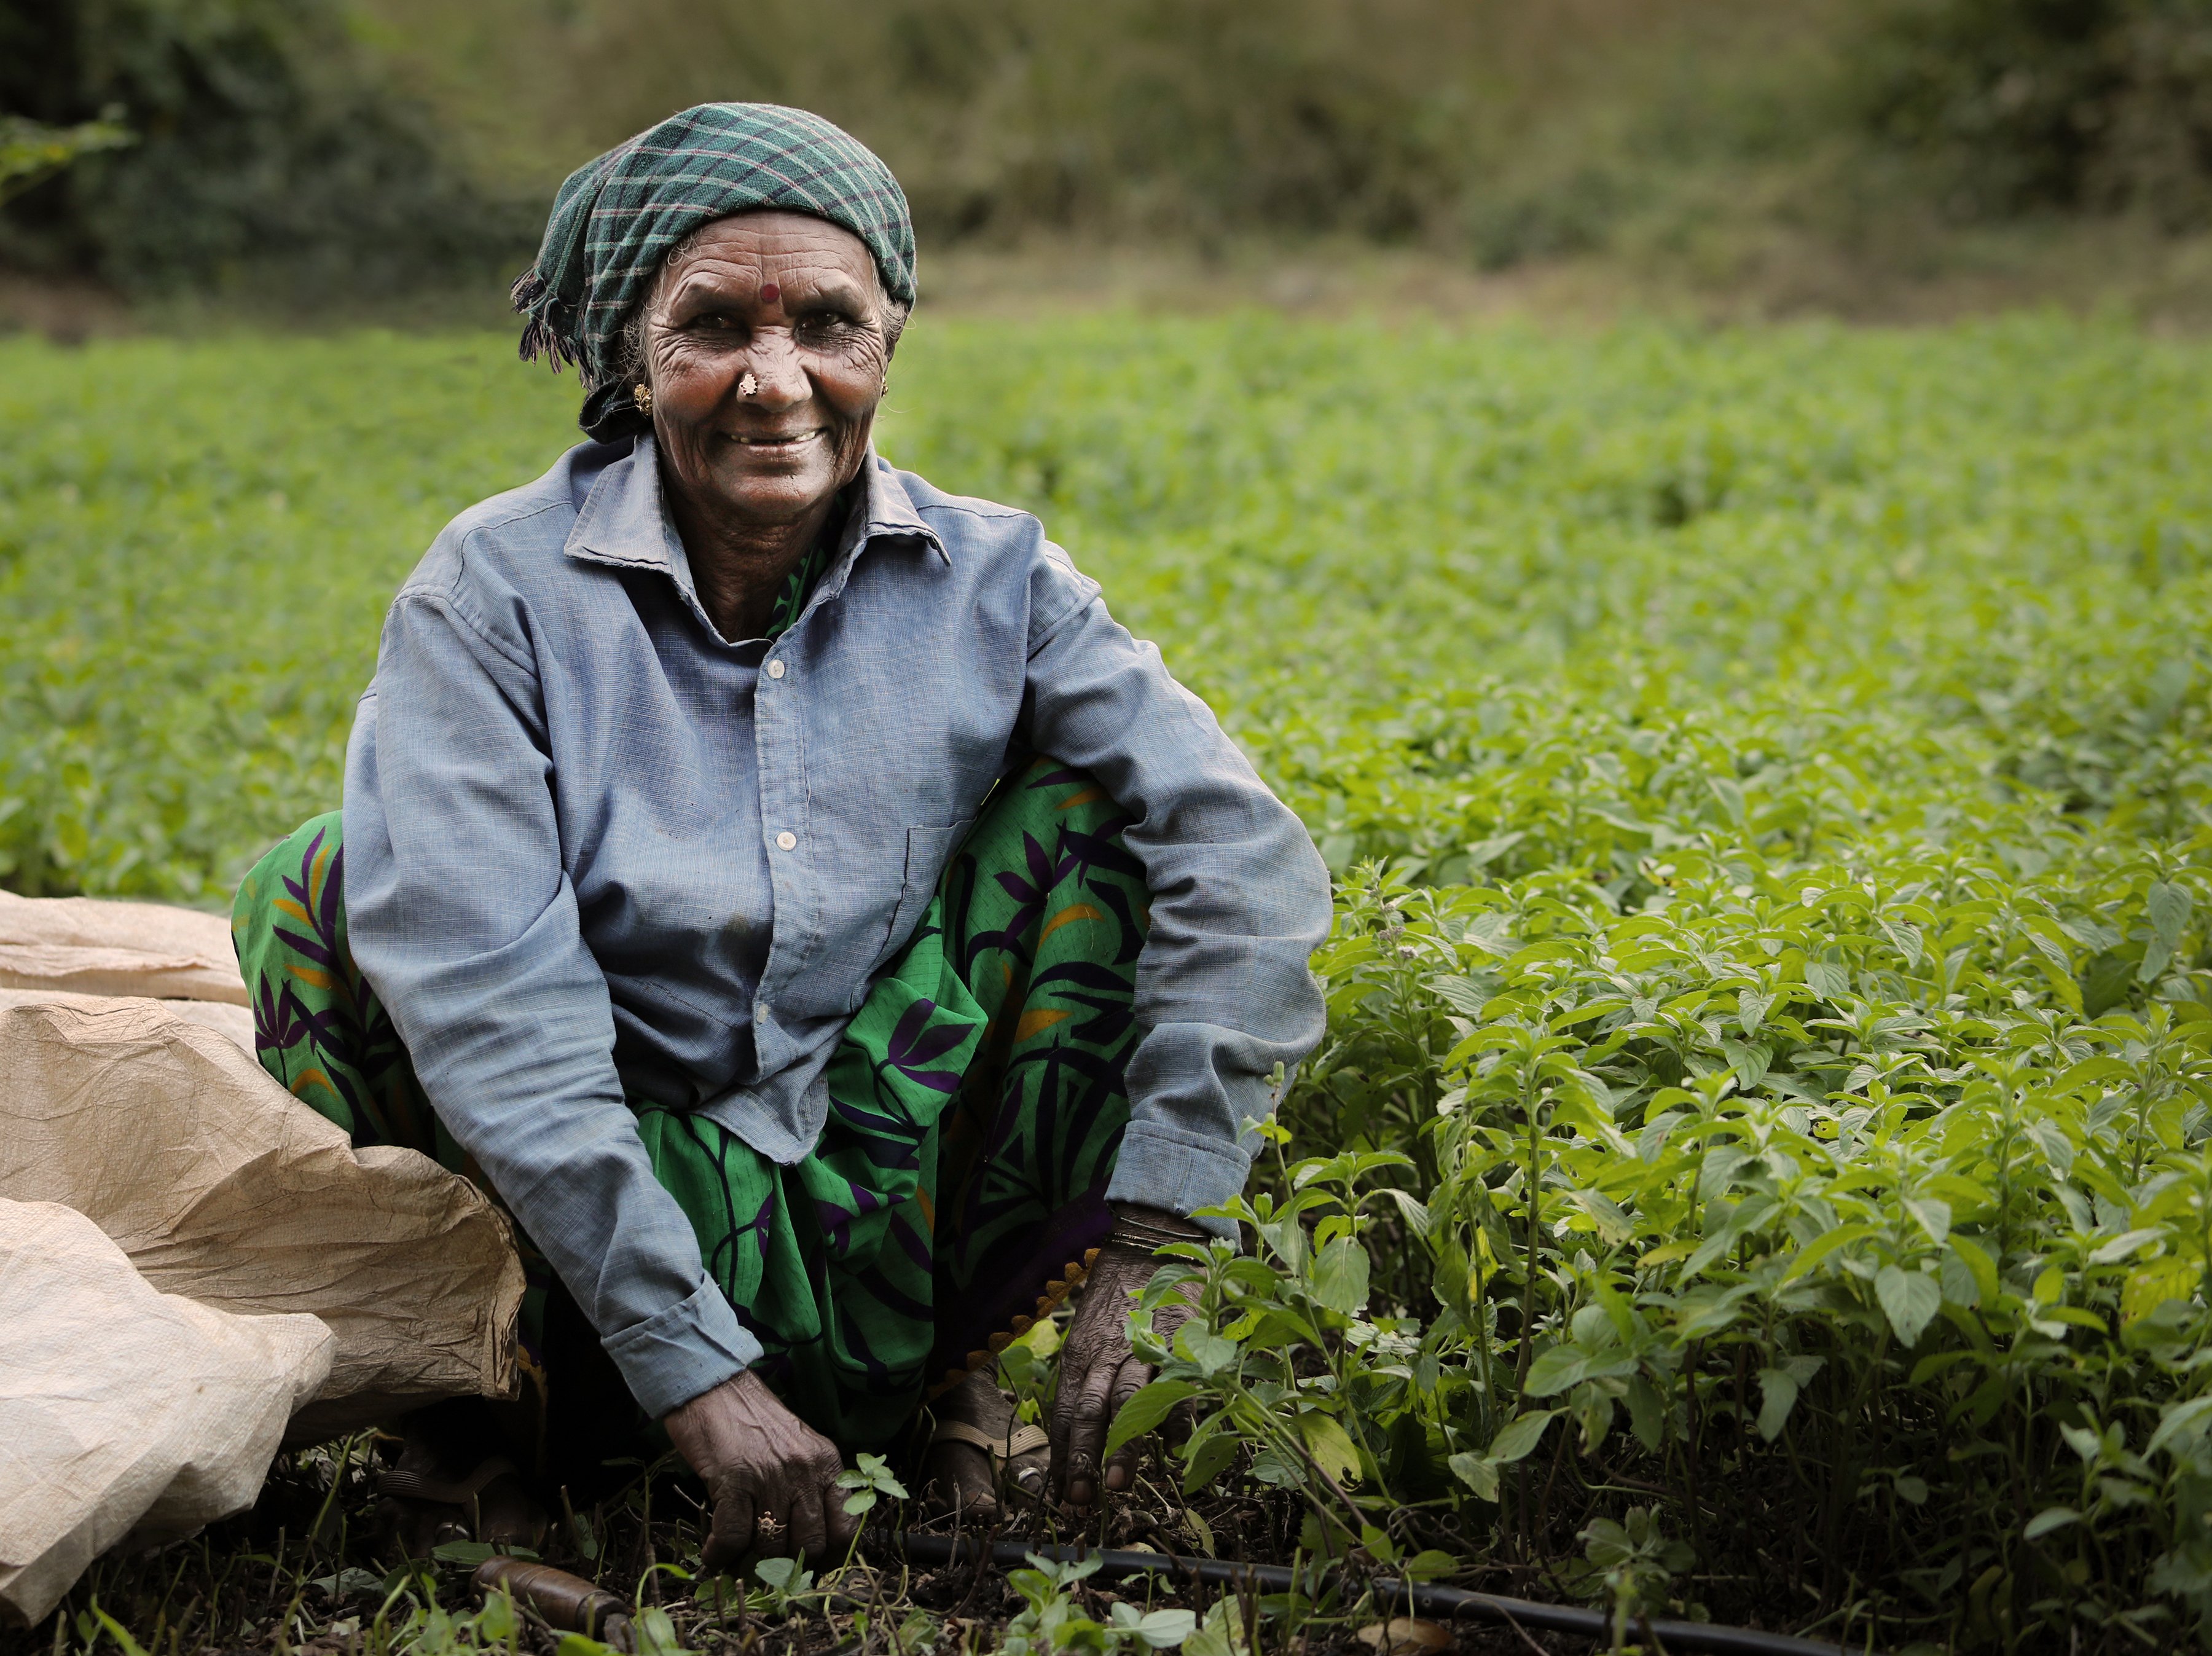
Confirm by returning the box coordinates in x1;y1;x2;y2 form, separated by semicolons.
748;1556;818;1619
834;1450;909;1518
1569;1506;1696;1647
1001;1553;1196;1656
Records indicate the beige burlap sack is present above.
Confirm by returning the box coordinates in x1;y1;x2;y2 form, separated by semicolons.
0;994;523;1439
0;888;246;1005
0;1200;335;1627
0;987;254;1054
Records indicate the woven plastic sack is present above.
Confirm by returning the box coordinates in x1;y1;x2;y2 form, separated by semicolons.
0;993;524;1438
0;987;254;1053
0;1200;335;1626
0;889;245;1004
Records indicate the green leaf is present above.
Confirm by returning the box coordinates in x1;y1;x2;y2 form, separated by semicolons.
1183;1607;1239;1656
2088;1228;2163;1266
1300;1414;1363;1485
1131;1609;1198;1648
1448;1451;1499;1502
1569;1187;1635;1245
1950;1234;2001;1306
2125;1258;2198;1326
2147;1395;2212;1459
1430;974;1493;1016
1378;1187;1433;1238
1489;1410;1557;1464
1901;1196;1951;1247
1626;1375;1666;1451
1755;1368;1800;1441
1876;1265;1942;1347
1708;774;1745;826
1175;1326;1239;1378
1403;1549;1461;1583
2024;1507;2080;1542
633;1605;687;1656
754;1557;809;1593
1783;1221;1882;1282
1521;1344;1586;1398
1359;1523;1399;1564
1803;959;1852;1000
90;1612;150;1656
431;1540;507;1566
1182;1426;1241;1493
1465;831;1524;870
1939;1248;1982;1309
479;1593;517;1642
2149;881;2193;953
2025;1118;2076;1176
1105;1379;1199;1455
1309;1236;1371;1315
567;1509;601;1562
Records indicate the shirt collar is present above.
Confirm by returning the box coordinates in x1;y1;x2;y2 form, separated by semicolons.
853;452;949;563
565;431;696;591
565;435;948;587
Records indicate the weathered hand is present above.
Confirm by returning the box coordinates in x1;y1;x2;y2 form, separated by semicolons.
664;1369;854;1570
1051;1204;1205;1510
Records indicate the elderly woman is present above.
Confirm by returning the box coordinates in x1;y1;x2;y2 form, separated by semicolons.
230;103;1330;1565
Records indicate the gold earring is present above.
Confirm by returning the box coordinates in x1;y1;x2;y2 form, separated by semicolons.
880;375;890;395
632;383;653;414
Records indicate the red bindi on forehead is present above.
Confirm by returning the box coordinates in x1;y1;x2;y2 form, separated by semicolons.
759;282;781;305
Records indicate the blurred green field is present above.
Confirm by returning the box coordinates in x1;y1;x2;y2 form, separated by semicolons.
4;315;2208;903
12;315;2212;1650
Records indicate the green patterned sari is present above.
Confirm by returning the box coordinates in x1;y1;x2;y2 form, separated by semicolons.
232;756;1148;1449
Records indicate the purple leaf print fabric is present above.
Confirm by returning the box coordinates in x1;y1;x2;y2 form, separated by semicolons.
230;755;1150;1451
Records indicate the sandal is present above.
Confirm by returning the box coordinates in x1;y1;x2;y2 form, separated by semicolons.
931;1419;1051;1503
920;1370;1051;1519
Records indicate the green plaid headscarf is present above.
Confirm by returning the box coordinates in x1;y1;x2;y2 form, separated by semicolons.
511;102;916;439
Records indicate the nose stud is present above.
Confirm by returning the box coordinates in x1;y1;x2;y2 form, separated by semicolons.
740;371;759;397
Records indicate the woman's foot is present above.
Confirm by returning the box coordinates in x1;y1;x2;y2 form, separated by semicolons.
374;1422;545;1558
920;1368;1049;1521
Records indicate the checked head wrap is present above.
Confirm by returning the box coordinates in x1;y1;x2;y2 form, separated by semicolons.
511;102;916;440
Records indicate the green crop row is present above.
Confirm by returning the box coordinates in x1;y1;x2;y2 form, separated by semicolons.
4;313;2211;1650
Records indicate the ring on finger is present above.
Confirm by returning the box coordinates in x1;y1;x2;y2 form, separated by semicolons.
757;1513;786;1539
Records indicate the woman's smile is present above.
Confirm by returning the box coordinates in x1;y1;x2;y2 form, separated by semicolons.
728;428;824;449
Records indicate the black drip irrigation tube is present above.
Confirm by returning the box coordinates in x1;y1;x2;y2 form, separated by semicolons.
890;1533;1877;1656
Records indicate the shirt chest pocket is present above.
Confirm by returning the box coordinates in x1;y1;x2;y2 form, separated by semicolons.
866;820;975;988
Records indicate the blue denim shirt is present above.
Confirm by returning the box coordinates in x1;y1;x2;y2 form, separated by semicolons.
342;433;1332;1417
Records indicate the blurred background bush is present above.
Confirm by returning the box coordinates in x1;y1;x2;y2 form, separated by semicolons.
0;0;530;297
1;0;2208;314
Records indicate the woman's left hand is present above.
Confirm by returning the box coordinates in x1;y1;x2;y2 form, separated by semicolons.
1050;1205;1205;1509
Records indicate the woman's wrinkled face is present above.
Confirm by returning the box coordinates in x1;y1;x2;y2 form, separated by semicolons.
640;211;893;532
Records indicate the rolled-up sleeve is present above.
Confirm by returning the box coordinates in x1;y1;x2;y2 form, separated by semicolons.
1018;541;1333;1234
342;543;757;1418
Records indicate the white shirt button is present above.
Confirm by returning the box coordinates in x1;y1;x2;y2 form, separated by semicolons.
775;831;798;851
753;1002;768;1023
766;659;785;679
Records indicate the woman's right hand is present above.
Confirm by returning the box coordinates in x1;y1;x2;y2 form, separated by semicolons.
663;1369;855;1569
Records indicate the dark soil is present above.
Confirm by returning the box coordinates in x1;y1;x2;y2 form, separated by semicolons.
1;1435;1631;1656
